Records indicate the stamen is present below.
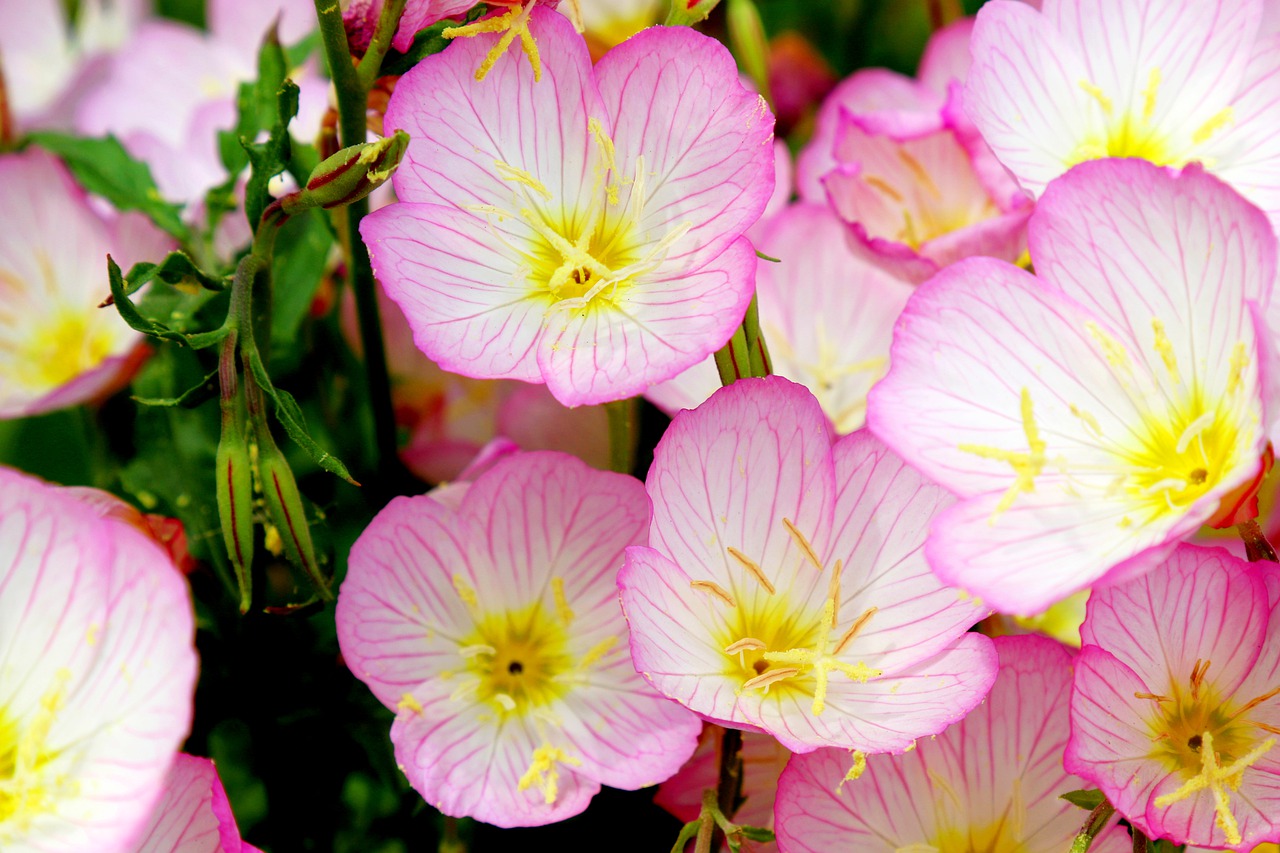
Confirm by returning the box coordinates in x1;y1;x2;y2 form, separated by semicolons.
827;559;844;626
1078;80;1114;115
452;574;479;608
444;1;542;82
551;577;575;626
494;160;551;199
1256;722;1280;736
690;580;737;608
1151;319;1179;379
517;743;581;805
1085;321;1130;369
834;751;867;794
1134;691;1172;703
1070;403;1103;438
579;636;617;670
459;644;497;658
724;638;767;655
1142;67;1161;122
396;693;424;715
1192;107;1234;146
1190;658;1211;702
896;149;941;199
781;517;824;571
834;606;878;656
1228;342;1250;395
727;547;776;594
1153;731;1274;847
741;667;801;692
1176;412;1215;455
1230;685;1280;719
863;176;904;203
494;693;517;712
957;387;1046;521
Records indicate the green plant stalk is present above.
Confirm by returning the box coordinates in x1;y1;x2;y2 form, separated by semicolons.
1069;800;1116;853
357;0;409;91
713;727;745;849
715;294;772;385
313;0;401;484
605;399;636;475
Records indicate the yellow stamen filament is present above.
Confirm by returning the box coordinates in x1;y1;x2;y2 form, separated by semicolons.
517;744;581;805
1191;659;1211;702
834;606;878;656
1153;731;1275;847
827;560;843;626
957;387;1046;521
551;577;574;626
453;574;479;608
1152;319;1179;379
1255;722;1280;736
835;751;867;794
1070;403;1104;438
396;693;424;715
578;636;617;670
1193;107;1234;146
1228;342;1250;395
459;643;497;658
781;517;824;571
494;160;551;199
1142;68;1161;123
444;1;542;82
690;580;737;608
1079;80;1114;115
727;547;776;594
1135;691;1172;703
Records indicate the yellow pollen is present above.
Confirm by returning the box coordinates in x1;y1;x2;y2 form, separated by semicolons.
1079;80;1114;115
957;387;1046;522
781;518;824;571
443;1;542;82
1142;68;1162;123
1152;319;1179;379
1070;403;1103;438
578;636;617;670
396;693;424;715
517;744;581;805
690;580;737;608
727;547;775;595
1228;342;1250;395
551;577;574;626
1153;731;1275;847
0;669;70;828
494;160;552;199
1085;321;1130;369
1136;691;1172;704
452;574;479;608
1193;107;1234;146
835;751;867;794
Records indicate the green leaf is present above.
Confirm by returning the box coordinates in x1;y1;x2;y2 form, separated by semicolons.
108;256;230;350
1060;789;1106;810
245;348;358;485
737;826;776;843
270;211;334;368
668;820;701;853
128;250;226;293
242;79;300;229
133;367;220;409
26;132;189;240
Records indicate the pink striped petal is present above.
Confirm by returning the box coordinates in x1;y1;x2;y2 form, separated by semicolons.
129;755;245;853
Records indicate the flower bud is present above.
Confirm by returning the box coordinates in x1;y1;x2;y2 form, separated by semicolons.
217;406;256;613
665;0;723;26
288;130;409;214
256;429;333;602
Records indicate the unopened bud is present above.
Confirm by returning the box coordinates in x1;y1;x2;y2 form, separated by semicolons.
216;355;256;613
256;429;333;602
287;130;409;214
665;0;723;26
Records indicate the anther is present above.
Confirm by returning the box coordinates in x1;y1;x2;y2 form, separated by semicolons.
690;580;737;608
727;547;776;594
1134;691;1172;703
724;638;767;655
742;667;801;693
781;518;824;571
834;606;878;656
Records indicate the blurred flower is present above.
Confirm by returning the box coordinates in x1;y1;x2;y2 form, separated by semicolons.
336;451;701;827
0;0;146;129
0;150;172;419
0;466;197;849
619;377;995;753
775;635;1130;853
63;487;196;576
966;0;1280;230
362;8;775;405
868;159;1277;613
1068;546;1280;849
128;755;260;853
646;203;912;434
573;0;664;56
341;283;609;483
654;725;789;853
766;32;836;135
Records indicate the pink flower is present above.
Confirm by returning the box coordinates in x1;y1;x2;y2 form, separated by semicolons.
618;377;996;754
0;466;197;849
128;755;260;853
867;158;1277;613
1067;545;1280;849
775;635;1130;853
806;17;1031;284
654;726;790;853
965;0;1280;228
335;451;700;827
646;203;913;434
344;0;478;54
0;150;173;419
361;8;775;406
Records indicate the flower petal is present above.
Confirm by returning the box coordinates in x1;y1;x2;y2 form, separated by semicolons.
129;754;245;853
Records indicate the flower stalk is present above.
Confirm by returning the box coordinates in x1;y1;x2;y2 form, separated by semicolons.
1068;800;1116;853
605;398;637;475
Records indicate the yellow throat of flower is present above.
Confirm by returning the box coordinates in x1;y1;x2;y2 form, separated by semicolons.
5;308;119;392
0;670;71;834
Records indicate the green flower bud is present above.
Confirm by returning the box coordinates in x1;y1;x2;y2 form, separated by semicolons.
665;0;723;26
286;130;410;214
256;428;333;602
216;338;255;613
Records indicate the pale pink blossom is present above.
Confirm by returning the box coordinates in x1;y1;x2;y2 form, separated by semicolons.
646;203;912;434
361;8;775;406
618;377;996;754
336;451;700;827
1067;546;1280;849
775;635;1130;853
868;158;1277;613
966;0;1280;230
0;150;172;419
654;726;789;853
128;755;260;853
0;466;197;850
344;0;478;54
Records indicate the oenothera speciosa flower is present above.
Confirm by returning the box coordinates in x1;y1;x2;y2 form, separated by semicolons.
361;7;775;406
1067;546;1280;849
128;755;259;853
867;158;1277;613
618;377;996;753
0;150;171;419
966;0;1280;226
0;466;197;850
645;203;913;434
774;635;1130;853
335;451;699;827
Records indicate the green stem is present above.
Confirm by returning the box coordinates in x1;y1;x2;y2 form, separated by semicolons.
714;294;772;386
713;727;745;848
313;0;402;485
1239;518;1279;563
1069;800;1116;853
1130;827;1149;853
605;399;636;475
357;0;409;91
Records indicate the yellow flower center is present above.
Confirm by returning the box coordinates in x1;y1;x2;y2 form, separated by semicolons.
5;309;119;391
693;519;882;716
1143;660;1280;847
455;598;573;715
0;671;70;834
